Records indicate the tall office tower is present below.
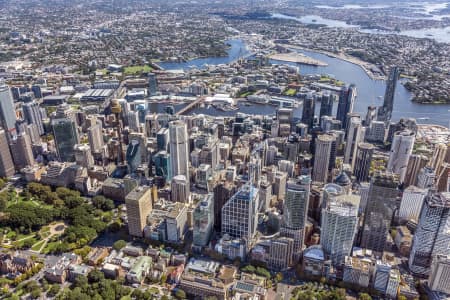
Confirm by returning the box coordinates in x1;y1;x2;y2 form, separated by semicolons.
74;144;94;168
248;156;262;187
171;175;190;203
273;171;287;200
404;154;429;187
436;163;450;192
319;92;335;119
336;84;356;129
387;130;415;183
399;186;427;222
366;120;386;143
153;151;171;179
87;122;104;154
378;66;400;123
429;255;450;294
361;172;399;253
278;160;295;178
344;115;362;165
373;261;393;295
301;93;315;129
259;180;272;212
0;129;15;177
280;175;311;258
277;108;293;125
127;111;140;132
431;143;448;171
322;183;345;210
22;101;44;135
353;143;375;182
193;194;214;247
365;106;377;126
26;124;41;145
10;132;34;169
417;166;436;189
156;128;169;152
321;194;359;265
409;192;450;276
169;121;189;181
125;186;152;237
221;184;259;245
126;138;142;174
213;181;236;231
148;73;158;96
52;118;79;162
0;81;17;139
312;134;335;183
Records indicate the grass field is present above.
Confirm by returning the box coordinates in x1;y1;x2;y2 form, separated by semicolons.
123;65;153;75
284;88;297;96
31;240;46;252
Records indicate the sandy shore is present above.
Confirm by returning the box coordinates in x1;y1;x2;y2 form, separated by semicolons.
282;44;386;80
269;52;328;66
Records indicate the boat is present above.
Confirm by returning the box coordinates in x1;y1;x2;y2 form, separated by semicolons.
244;102;252;106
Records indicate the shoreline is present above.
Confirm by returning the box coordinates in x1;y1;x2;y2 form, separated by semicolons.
282;44;386;81
268;52;328;66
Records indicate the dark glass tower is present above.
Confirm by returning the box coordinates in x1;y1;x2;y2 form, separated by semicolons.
301;93;315;130
378;66;400;123
336;84;356;129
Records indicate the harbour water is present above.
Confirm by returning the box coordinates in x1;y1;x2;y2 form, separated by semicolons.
155;39;450;126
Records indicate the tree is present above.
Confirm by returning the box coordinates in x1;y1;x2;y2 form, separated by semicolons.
241;265;256;273
88;270;104;283
48;284;60;297
175;289;186;299
113;240;127;251
30;288;41;299
358;293;372;300
255;266;271;279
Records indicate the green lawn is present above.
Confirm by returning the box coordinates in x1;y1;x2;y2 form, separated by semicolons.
123;65;153;75
31;240;46;252
284;88;297;96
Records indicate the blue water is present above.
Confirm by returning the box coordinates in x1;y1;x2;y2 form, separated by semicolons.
155;39;450;126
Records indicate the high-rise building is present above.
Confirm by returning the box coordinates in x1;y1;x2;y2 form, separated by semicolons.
404;154;429;187
87;122;104;154
273;171;287;200
148;73;158;96
22;101;44;135
344;115;362;165
417;166;436;189
429;255;450;294
387;130;415;183
378;66;400;123
319;92;335;119
169;121;189;181
52;118;79;162
74;144;94;168
336;84;356;129
193;194;214;247
126;186;152;237
213;181;236;231
399;186;427;222
313;134;335;183
221;185;259;246
277;108;293;125
0;129;14;177
10;132;34;169
0;81;17;138
353;143;374;182
301;93;315;129
126;138;142;174
321;194;359;265
153;150;171;179
280;175;311;258
430;143;448;173
171;175;190;203
361;172;399;253
365;106;377;127
409;192;450;276
156;128;169;152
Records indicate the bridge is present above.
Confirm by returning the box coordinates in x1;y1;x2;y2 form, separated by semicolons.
175;97;204;116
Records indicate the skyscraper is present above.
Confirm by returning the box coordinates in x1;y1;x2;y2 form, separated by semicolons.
213;181;236;231
171;174;190;203
313;134;335;183
125;186;153;237
0;81;17;139
404;154;429;187
429;255;450;294
10;132;34;169
398;186;427;222
52;118;79;162
336;84;356;129
148;73;158;96
353;143;375;182
378;66;400;123
126;138;142;174
0;129;15;177
360;172;399;253
221;184;259;246
321;194;359;265
169;121;189;181
22;101;44;135
193;194;214;247
319;92;335;119
409;191;450;276
301;93;315;129
74;144;94;168
87;122;104;154
387;130;415;183
280;175;311;259
344;115;362;165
